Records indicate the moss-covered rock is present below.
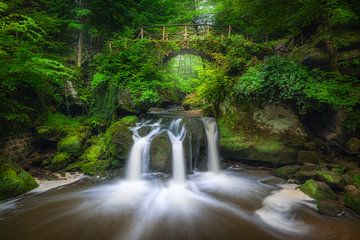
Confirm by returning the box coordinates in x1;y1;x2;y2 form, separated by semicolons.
300;179;336;201
297;150;322;164
150;133;171;172
58;135;81;156
272;165;302;179
317;170;344;188
0;158;38;200
67;135;109;176
50;152;71;171
105;115;139;162
218;120;299;165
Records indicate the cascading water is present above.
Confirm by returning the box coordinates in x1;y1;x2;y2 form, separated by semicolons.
167;119;187;184
202;117;221;174
126;121;162;181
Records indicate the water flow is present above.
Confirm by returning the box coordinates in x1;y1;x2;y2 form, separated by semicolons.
167;119;187;184
126;121;161;181
202;117;220;174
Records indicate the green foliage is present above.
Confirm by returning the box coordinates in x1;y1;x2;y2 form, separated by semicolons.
234;56;360;114
0;2;75;136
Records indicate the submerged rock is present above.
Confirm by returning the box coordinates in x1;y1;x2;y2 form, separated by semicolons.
318;199;345;217
300;179;336;201
0;157;38;200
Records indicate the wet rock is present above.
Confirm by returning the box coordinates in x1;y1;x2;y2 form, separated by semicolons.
300;179;336;201
301;163;318;171
150;133;171;172
318;199;345;217
346;137;360;152
295;170;318;182
297;150;322;164
344;188;360;215
272;165;302;179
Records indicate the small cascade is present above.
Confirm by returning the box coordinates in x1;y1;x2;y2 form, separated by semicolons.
202;117;221;174
167;119;187;184
126;121;162;181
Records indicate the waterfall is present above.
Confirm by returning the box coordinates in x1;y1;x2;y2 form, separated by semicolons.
202;117;220;174
126;121;161;181
167;119;187;184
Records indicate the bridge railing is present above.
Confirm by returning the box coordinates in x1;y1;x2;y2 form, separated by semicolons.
136;24;233;42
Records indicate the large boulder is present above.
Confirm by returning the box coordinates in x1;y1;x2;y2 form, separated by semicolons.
106;116;139;162
150;133;171;172
0;157;38;200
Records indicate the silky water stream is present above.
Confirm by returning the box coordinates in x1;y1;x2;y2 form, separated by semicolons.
1;116;360;240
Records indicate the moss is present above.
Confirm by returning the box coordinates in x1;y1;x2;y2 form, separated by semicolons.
105;115;139;162
317;170;343;186
0;158;38;200
67;135;109;176
344;193;360;215
50;152;71;171
58;135;81;156
300;179;336;201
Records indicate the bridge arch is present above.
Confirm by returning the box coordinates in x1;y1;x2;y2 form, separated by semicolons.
163;48;213;64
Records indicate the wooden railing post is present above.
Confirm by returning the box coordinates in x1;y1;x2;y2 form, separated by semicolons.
140;27;144;39
162;26;165;41
184;25;188;41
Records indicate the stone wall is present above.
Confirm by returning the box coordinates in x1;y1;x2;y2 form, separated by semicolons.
0;133;33;161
